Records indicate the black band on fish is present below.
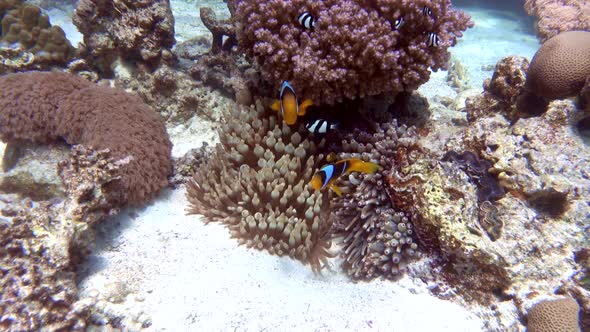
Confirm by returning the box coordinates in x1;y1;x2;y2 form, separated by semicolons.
305;119;338;134
394;17;404;29
426;32;439;47
423;6;433;18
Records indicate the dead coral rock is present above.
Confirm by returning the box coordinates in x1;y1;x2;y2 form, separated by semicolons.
525;31;590;100
465;56;530;122
0;71;172;207
190;52;261;107
116;64;215;123
0;141;69;200
0;2;75;67
73;0;175;75
170;143;211;187
0;199;92;331
527;297;581;332
186;102;334;273
199;6;236;54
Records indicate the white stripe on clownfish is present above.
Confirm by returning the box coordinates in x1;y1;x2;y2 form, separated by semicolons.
394;16;405;29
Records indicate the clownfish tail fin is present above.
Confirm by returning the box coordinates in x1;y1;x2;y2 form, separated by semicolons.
346;159;381;174
271;100;281;112
298;99;313;116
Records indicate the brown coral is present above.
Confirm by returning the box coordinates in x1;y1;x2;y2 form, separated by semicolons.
465;55;530;122
524;0;590;42
0;71;172;207
186;102;334;272
73;0;175;74
527;297;581;332
525;31;590;100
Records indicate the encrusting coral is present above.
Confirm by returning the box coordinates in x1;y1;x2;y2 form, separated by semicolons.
235;0;473;104
0;71;172;207
186;103;334;272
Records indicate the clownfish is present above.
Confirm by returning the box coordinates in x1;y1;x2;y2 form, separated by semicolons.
298;12;316;30
271;81;313;125
311;158;381;196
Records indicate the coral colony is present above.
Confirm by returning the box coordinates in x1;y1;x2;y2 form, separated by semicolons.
0;0;589;330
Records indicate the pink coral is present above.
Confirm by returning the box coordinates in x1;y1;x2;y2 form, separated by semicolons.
235;0;473;104
524;0;590;42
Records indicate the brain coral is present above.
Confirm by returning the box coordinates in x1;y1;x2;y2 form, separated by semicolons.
0;71;172;207
235;0;473;104
527;297;581;332
525;30;590;100
187;103;334;273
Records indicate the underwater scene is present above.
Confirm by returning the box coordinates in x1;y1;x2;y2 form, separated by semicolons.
0;0;589;331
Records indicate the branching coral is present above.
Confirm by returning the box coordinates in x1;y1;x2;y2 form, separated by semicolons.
186;103;334;272
0;71;172;207
235;0;473;104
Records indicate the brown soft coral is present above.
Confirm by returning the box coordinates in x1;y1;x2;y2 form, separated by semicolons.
0;71;172;207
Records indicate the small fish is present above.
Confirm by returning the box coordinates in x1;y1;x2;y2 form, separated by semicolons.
298;12;315;30
271;81;313;125
311;158;381;196
394;17;405;29
423;6;433;18
426;32;439;47
305;118;339;134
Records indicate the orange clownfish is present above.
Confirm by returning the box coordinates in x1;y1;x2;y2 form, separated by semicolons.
271;81;313;125
311;158;381;196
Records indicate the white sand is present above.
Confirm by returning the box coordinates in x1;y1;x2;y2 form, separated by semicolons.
78;189;484;331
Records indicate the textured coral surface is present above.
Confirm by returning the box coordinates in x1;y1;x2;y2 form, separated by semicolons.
524;0;590;42
73;0;175;72
235;0;473;104
0;71;172;207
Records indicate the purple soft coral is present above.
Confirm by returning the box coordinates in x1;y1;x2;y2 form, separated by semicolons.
235;0;473;104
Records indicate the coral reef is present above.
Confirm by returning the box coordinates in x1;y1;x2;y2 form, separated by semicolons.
524;0;590;42
524;31;590;100
526;297;581;332
0;1;75;69
73;0;175;75
331;121;421;280
465;55;529;122
186;102;334;272
0;71;172;207
235;0;473;104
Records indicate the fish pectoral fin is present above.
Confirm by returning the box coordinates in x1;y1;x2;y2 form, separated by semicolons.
297;99;313;116
329;183;343;196
271;100;281;112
